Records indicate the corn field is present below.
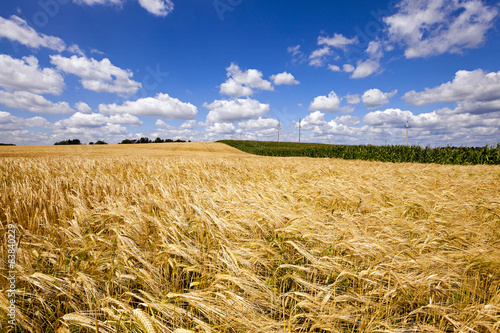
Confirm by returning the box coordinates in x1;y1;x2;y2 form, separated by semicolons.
219;141;500;165
1;143;500;332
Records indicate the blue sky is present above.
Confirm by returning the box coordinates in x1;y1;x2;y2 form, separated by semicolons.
0;0;499;146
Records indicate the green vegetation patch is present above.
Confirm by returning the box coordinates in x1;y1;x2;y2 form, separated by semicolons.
219;140;500;165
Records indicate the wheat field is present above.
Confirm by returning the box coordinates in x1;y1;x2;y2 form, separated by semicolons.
1;142;500;332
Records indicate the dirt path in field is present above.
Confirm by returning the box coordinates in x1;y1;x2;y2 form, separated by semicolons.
0;142;250;158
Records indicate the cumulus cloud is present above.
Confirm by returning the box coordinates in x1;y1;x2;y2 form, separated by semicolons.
404;69;500;106
270;72;299;85
345;94;360;104
180;120;204;129
309;91;341;112
68;44;85;56
0;111;52;131
99;93;197;119
0;15;66;51
227;63;273;90
308;46;332;67
318;33;358;49
55;112;141;128
351;59;381;79
0;91;74;114
335;115;361;126
343;64;355;73
220;63;273;97
204;98;270;123
137;0;174;16
384;0;498;58
155;119;176;129
299;111;326;130
328;65;341;72
362;89;398;109
206;122;236;135
238;117;280;130
50;55;141;96
220;78;253;97
75;102;92;114
363;108;413;126
0;55;65;95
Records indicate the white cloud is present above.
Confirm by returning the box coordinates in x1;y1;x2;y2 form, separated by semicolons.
137;0;174;16
155;119;175;129
0;111;52;131
53;112;141;143
334;115;360;126
270;72;299;85
301;111;326;129
0;15;66;52
99;93;197;119
288;45;307;65
362;89;398;109
309;46;332;67
0;55;65;95
227;63;273;91
220;78;253;97
68;44;85;56
108;113;143;125
75;102;92;114
328;65;341;72
220;63;274;97
0;91;74;114
363;108;413;126
55;112;108;128
50;55;141;96
384;0;498;58
74;0;124;4
309;91;341;112
318;33;358;49
404;69;500;106
363;107;500;132
366;40;384;59
351;59;381;79
343;64;355;73
206;122;236;134
204;98;270;123
238;117;280;130
345;94;360;104
180;120;204;129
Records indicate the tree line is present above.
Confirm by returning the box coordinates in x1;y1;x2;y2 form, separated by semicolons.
119;137;189;144
54;137;189;145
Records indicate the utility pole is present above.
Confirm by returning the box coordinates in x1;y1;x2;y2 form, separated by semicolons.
277;121;281;143
404;121;411;146
298;118;301;143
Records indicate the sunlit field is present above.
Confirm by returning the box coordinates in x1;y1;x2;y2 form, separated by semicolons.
1;143;500;332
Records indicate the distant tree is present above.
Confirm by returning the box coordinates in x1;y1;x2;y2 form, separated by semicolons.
0;143;15;146
138;137;151;144
120;139;137;144
89;142;94;145
95;140;108;145
175;139;186;143
154;137;164;143
164;138;173;142
54;139;81;145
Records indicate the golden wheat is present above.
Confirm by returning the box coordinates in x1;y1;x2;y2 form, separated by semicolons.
1;142;500;332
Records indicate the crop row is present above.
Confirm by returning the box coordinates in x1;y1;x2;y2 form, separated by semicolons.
219;140;500;165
